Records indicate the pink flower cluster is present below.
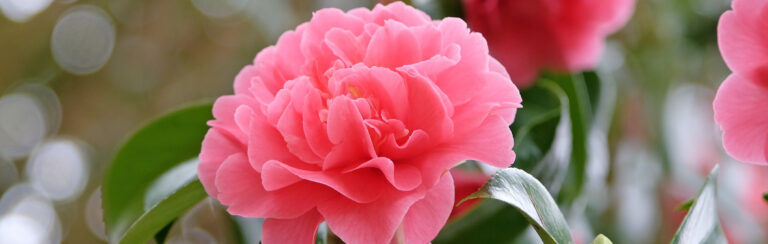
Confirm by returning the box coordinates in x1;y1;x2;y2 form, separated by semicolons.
197;2;521;244
463;0;635;87
714;0;768;165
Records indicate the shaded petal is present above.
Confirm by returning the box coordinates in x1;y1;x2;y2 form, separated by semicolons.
718;5;768;74
402;174;454;244
344;157;422;191
364;20;422;69
323;96;377;170
215;153;331;218
262;209;324;244
198;128;244;198
714;73;768;164
263;160;386;203
318;187;428;244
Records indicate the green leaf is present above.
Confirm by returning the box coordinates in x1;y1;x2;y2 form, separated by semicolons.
671;165;727;244
409;0;464;19
510;83;563;171
434;200;529;244
591;234;613;244
461;168;574;244
763;193;768;203
540;72;600;204
676;199;694;211
102;104;213;244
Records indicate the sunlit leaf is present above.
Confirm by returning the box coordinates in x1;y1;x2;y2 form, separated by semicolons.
591;234;613;244
671;165;726;244
102;104;213;244
461;168;574;244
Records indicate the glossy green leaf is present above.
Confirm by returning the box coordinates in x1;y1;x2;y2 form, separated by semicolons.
510;83;562;171
102;104;213;244
462;168;574;244
591;234;613;244
671;165;726;244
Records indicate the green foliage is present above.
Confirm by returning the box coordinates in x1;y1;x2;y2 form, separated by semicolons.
539;72;602;204
102;104;213;244
671;165;726;244
461;168;574;244
591;234;613;244
510;83;563;171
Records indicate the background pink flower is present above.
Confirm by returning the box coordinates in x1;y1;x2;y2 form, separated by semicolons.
198;2;521;244
714;0;768;165
463;0;635;87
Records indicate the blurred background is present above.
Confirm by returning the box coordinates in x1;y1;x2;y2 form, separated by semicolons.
0;0;765;243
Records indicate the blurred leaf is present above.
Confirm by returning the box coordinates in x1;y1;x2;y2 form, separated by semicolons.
763;193;768;203
154;220;176;244
671;165;726;244
540;72;601;204
410;0;464;19
434;200;529;244
102;104;213;244
511;84;563;171
462;168;574;244
591;234;613;244
676;199;694;211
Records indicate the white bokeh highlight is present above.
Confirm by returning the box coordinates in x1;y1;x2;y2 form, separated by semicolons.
52;5;115;75
0;0;52;22
26;139;90;201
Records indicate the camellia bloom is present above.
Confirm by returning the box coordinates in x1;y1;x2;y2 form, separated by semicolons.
198;2;521;244
714;0;768;164
463;0;635;87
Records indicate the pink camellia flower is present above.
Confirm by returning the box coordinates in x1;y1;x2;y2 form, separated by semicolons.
462;0;635;87
714;0;768;164
198;2;521;244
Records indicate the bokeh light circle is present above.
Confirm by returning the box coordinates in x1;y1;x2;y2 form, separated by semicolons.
0;184;62;244
51;5;116;75
0;0;53;22
0;93;48;159
26;139;90;201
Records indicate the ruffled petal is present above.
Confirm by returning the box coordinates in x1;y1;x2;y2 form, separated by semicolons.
402;174;454;244
198;128;243;198
714;73;768;164
262;160;386;203
214;153;332;218
343;157;422;191
318;187;428;244
323;96;377;170
262;209;324;244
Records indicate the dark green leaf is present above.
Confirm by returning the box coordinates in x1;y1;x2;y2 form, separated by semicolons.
153;219;175;244
434;200;529;244
410;0;464;19
540;72;599;204
763;193;767;203
461;168;574;244
676;199;694;211
671;165;726;244
510;84;562;171
591;234;612;244
102;104;213;244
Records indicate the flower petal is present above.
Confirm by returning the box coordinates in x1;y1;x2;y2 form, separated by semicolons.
714;73;768;164
402;173;454;244
215;153;331;218
262;209;324;244
263;160;386;203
